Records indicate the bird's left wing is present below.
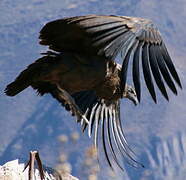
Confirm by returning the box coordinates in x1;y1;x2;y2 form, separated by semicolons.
70;90;143;169
40;15;182;102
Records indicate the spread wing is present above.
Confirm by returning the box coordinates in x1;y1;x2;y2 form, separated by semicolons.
39;14;182;102
63;90;144;169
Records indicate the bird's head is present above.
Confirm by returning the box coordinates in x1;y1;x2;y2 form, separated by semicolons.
123;85;138;105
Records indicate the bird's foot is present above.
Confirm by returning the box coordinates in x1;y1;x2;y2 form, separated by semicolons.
57;86;89;124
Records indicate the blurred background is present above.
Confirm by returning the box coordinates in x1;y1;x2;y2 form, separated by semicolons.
0;0;185;179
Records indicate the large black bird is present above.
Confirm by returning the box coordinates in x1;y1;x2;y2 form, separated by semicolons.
5;15;182;170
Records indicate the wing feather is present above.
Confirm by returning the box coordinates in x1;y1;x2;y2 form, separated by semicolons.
120;40;138;93
155;46;177;94
105;106;124;170
133;41;144;102
160;43;182;88
88;102;99;137
149;44;169;100
101;104;113;169
142;43;157;102
94;103;102;148
92;25;126;41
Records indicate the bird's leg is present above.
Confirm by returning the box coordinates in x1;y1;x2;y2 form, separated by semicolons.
56;85;89;124
24;151;45;180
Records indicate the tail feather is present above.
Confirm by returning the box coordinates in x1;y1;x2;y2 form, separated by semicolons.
5;79;30;96
5;53;59;96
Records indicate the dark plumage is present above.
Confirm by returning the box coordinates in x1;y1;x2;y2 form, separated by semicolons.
5;15;182;170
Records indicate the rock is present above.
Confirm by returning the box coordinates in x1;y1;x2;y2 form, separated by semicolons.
0;159;79;180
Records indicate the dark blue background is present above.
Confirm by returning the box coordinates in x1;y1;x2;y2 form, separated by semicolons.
0;0;185;179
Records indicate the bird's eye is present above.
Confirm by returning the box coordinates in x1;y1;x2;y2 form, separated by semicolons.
129;88;136;95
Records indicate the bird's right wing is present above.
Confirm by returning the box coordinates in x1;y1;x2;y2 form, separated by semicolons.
40;15;182;103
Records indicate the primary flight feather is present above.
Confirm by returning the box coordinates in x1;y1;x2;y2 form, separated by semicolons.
5;14;182;171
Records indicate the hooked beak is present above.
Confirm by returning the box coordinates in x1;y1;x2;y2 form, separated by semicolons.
128;94;139;106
